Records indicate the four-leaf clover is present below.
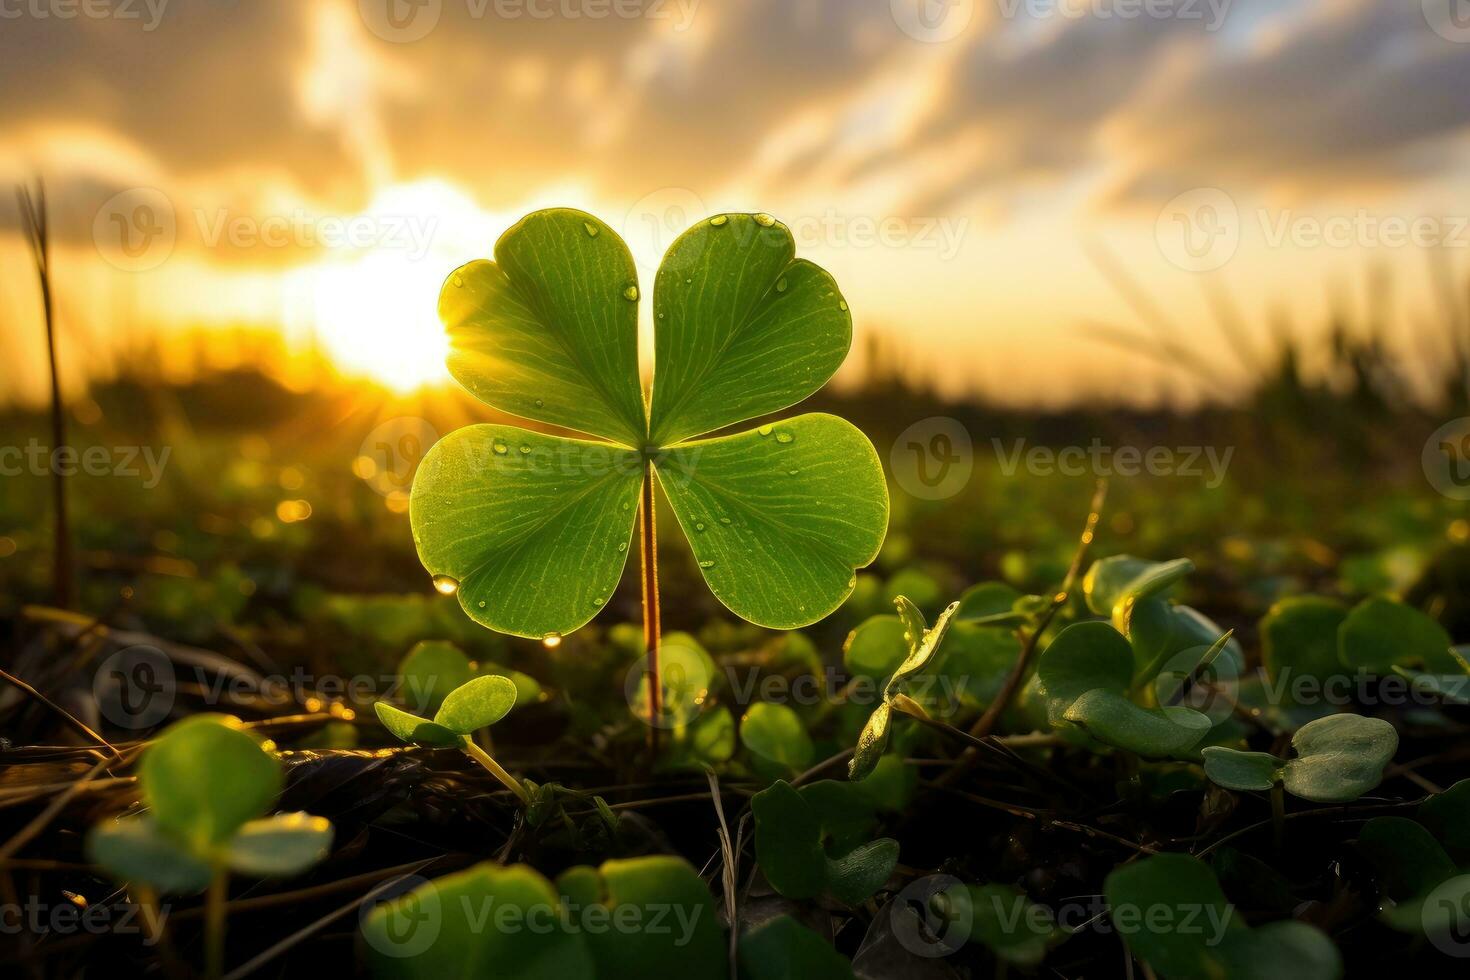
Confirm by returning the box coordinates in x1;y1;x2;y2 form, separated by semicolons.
412;209;889;638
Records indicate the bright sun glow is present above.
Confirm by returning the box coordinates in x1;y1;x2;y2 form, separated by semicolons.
287;180;521;393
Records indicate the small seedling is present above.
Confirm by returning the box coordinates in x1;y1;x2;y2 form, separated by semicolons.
375;674;528;802
750;779;898;905
1202;713;1397;803
361;855;725;976
1105;853;1341;979
88;715;333;978
848;597;960;779
412;209;888;737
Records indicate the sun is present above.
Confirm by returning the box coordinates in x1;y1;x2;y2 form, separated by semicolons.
303;249;451;393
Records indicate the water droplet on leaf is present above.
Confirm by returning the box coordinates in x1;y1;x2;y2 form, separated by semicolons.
493;441;508;455
709;215;728;227
451;274;464;287
431;574;459;595
519;444;532;454
775;277;788;293
775;431;794;444
623;284;640;302
542;632;562;648
754;213;775;227
758;425;773;437
695;522;706;532
698;559;716;568
838;300;849;312
584;222;600;237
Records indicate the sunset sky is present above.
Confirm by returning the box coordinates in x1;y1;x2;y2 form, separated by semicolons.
2;0;1469;406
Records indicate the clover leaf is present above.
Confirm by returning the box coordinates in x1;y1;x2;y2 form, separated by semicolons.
374;674;528;802
414;209;887;640
1105;854;1341;980
1339;595;1456;673
88;716;334;977
1035;621;1212;758
1201;713;1398;802
848;597;960;779
751;779;899;905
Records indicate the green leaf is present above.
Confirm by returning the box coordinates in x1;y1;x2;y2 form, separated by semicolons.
1356;817;1457;900
630;632;718;730
799;780;879;855
440;208;645;447
557;857;727;980
1036;621;1135;725
362;862;595;978
225;813;333;877
655;414;888;629
751;780;826;900
647;213;850;446
1216;921;1342;980
825;837;899;906
1083;555;1192;622
1201;747;1283;792
962;884;1065;967
843;615;907;681
374;701;461;747
888;598;960;695
1104;853;1237;979
410;425;641;638
1418;778;1470;864
741;703;814;775
666;706;736;768
1062;689;1211;758
434;674;519;734
1339;596;1454;672
1281;713;1397;802
847;702;892;781
140;715;282;851
397;640;475;714
737;915;854;980
1260;596;1348;689
933;623;1022;717
955;581;1025;622
87;817;214;894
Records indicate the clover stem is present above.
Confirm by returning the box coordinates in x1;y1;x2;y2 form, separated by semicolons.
204;867;227;980
1270;780;1286;852
639;459;663;755
461;735;530;803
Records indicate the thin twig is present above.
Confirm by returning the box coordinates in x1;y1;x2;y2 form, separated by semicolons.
0;666;122;761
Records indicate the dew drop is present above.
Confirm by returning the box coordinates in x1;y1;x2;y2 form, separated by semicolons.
709;215;729;227
775;431;795;444
788;468;799;476
847;577;857;588
838;300;849;312
719;517;732;525
698;559;716;568
758;424;773;437
451;274;464;287
775;277;788;293
478;600;487;608
754;212;776;227
617;542;628;552
657;312;665;320
623;284;640;302
542;632;563;648
519;444;532;454
593;596;605;606
493;441;508;455
431;574;459;595
583;221;600;237
694;522;706;532
534;398;544;408
684;277;693;285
